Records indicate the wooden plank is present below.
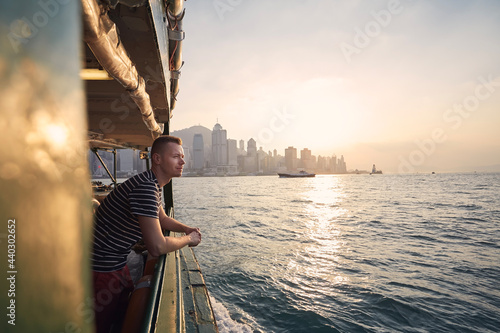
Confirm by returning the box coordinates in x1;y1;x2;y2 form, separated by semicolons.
179;246;218;332
155;251;178;332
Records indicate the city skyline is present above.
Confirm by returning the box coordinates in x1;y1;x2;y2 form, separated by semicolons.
173;122;349;160
174;122;349;176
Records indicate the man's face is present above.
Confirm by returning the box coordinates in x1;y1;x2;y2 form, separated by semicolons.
158;143;185;178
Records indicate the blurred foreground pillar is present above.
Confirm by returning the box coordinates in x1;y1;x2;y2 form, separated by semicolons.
0;1;93;332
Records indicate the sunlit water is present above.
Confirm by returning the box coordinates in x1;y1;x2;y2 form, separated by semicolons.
172;173;500;332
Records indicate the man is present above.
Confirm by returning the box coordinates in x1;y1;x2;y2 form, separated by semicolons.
91;135;201;333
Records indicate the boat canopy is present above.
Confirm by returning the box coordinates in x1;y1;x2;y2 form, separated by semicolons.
83;0;184;150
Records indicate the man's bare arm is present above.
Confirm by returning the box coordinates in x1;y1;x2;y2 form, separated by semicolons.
138;215;200;257
158;205;200;235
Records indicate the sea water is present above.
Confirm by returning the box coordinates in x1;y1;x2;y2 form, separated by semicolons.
172;172;500;332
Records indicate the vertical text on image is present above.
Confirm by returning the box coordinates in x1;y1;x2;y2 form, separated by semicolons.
7;218;17;326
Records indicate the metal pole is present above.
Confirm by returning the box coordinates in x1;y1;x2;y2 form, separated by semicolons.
92;148;117;185
163;121;174;216
113;148;117;187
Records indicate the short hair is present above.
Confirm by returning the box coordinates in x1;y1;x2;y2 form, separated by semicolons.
151;135;182;157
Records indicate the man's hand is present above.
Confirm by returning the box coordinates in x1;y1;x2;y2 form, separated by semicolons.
184;226;200;235
187;229;201;247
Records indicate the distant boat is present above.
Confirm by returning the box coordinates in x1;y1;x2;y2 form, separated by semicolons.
278;170;316;178
370;164;382;175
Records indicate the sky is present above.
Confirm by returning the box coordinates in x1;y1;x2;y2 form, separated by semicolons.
170;0;500;173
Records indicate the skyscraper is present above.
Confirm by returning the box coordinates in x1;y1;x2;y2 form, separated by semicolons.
119;149;134;173
247;138;256;157
193;133;204;170
227;139;238;166
285;146;297;171
243;138;258;173
301;148;314;171
338;155;347;173
211;122;228;166
238;139;246;155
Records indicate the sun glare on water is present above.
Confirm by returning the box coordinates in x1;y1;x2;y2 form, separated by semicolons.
280;176;351;309
302;177;349;279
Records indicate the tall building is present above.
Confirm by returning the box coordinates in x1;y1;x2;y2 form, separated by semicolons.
118;149;134;173
285;146;297;171
193;133;204;170
238;139;246;155
338;155;347;173
182;146;192;169
331;155;337;173
247;138;256;157
227;139;238;166
243;138;258;173
300;148;311;161
300;148;314;170
316;155;325;172
211;123;228;166
257;147;267;172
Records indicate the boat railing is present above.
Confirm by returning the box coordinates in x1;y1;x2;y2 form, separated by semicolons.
140;245;170;332
138;227;218;332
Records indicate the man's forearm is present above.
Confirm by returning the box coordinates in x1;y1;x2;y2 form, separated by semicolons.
160;215;190;233
138;215;200;257
160;234;192;254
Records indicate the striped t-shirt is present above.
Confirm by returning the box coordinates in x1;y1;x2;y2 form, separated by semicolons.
92;169;161;272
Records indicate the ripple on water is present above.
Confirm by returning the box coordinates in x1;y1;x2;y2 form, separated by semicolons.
174;173;500;333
